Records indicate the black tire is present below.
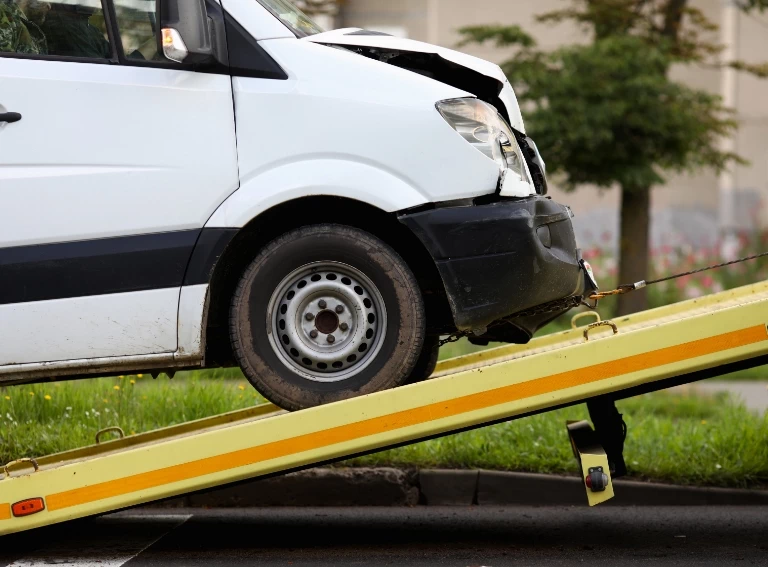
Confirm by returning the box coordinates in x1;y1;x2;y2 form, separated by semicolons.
230;224;426;411
405;334;440;384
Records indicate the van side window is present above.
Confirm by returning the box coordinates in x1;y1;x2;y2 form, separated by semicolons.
113;0;160;61
0;0;111;59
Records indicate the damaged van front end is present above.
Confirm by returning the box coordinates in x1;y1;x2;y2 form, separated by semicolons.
396;102;595;344
309;30;597;344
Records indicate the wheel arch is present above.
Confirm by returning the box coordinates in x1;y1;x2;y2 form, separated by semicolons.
202;196;453;367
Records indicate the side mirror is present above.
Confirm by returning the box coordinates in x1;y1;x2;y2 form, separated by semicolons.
159;0;214;64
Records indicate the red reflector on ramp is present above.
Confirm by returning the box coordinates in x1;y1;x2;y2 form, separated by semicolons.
12;498;45;517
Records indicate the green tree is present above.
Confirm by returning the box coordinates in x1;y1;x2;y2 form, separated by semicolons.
461;0;767;315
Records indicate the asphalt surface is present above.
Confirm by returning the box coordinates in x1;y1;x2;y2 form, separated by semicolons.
2;507;768;566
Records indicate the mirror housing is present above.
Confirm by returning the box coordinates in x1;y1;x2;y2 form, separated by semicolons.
159;0;214;65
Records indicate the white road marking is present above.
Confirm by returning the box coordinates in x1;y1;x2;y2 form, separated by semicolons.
8;514;191;567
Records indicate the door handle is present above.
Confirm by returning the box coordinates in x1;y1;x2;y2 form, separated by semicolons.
0;112;22;124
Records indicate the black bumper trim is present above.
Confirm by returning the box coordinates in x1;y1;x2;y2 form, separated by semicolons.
400;196;585;333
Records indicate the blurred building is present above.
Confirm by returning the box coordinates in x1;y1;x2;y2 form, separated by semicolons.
336;0;768;252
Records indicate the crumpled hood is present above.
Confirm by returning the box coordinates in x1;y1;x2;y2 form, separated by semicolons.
305;28;525;133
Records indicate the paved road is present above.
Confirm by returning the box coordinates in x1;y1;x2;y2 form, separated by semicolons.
2;507;767;566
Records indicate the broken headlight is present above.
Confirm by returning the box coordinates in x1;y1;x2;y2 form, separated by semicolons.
436;98;532;196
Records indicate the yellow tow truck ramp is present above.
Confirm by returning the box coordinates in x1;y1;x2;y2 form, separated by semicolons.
2;281;768;535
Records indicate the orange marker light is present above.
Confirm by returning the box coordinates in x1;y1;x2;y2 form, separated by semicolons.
12;498;45;517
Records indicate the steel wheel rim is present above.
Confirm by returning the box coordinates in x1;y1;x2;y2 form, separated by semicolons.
266;261;387;383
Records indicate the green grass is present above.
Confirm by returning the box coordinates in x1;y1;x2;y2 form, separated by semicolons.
1;373;765;488
0;374;265;463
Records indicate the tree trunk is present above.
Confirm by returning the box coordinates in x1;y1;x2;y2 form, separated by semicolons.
616;185;651;316
613;0;686;316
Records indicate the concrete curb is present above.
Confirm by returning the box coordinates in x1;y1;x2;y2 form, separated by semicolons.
473;470;768;506
156;468;420;508
151;468;768;508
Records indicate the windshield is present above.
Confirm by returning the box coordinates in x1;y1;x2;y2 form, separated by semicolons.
256;0;323;37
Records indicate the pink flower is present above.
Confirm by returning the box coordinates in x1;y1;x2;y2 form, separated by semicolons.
583;247;601;260
685;286;704;299
676;275;692;289
739;233;749;248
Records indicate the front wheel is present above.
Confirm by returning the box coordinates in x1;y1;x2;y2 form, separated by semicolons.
230;224;426;411
405;334;440;384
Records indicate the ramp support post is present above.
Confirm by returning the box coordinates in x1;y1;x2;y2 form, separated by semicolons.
587;397;627;478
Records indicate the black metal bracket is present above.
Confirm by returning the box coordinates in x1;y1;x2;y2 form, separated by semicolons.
587;397;628;478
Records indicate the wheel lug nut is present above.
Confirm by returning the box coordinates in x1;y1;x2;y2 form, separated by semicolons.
318;300;327;309
327;334;335;344
339;322;349;331
335;305;344;314
305;313;315;321
309;330;318;339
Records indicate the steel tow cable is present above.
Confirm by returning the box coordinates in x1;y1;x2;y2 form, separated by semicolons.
588;250;768;300
438;251;768;346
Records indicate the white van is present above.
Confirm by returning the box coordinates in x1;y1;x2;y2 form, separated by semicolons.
0;0;595;410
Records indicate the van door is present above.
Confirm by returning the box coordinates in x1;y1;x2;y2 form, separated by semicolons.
0;0;238;366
